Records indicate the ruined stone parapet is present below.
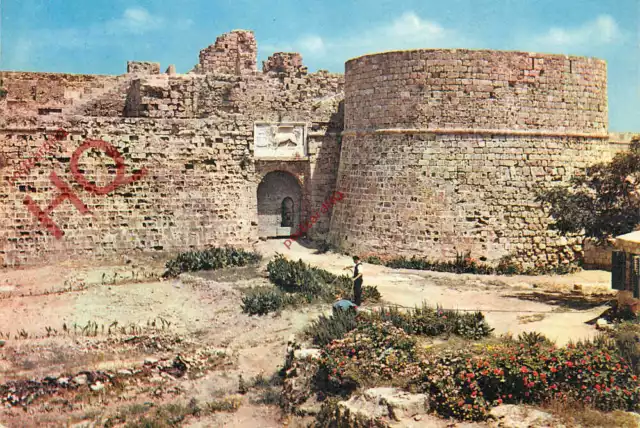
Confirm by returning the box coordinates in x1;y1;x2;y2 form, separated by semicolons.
263;53;308;77
127;61;161;75
198;30;257;76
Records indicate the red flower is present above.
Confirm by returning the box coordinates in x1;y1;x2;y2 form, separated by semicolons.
550;367;557;373
497;398;503;404
533;371;538;377
566;361;574;367
520;366;529;373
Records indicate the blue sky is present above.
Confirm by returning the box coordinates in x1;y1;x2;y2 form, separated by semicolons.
1;0;638;131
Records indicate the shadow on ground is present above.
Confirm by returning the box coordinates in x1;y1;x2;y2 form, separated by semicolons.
504;291;614;311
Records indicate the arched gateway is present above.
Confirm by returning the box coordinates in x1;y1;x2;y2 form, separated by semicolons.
257;171;302;238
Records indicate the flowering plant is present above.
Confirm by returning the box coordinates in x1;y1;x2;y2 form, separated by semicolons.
414;341;640;420
318;321;419;392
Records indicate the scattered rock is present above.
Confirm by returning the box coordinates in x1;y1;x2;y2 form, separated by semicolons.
57;377;69;386
338;393;389;421
596;318;612;330
489;405;563;428
363;388;429;421
117;369;132;376
293;348;321;360
298;401;323;416
90;382;105;392
144;357;159;365
0;340;5;348
72;374;88;385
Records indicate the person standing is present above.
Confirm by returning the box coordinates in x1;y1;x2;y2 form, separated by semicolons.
344;256;364;305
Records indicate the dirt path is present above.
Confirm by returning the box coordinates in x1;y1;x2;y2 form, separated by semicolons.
259;239;613;345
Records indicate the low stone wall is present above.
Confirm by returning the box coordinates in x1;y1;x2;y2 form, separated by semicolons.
583;240;614;271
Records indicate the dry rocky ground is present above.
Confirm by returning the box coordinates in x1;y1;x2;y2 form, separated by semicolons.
0;239;635;427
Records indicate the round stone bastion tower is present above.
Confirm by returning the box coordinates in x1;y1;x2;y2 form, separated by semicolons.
328;49;608;267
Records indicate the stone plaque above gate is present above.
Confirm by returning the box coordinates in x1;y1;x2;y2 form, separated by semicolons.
254;122;306;159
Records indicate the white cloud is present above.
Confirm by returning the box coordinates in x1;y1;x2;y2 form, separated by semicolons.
262;11;467;64
533;14;624;49
384;12;446;41
110;7;165;34
298;35;325;55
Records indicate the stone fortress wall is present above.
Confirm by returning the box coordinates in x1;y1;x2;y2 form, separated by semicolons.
0;30;632;268
329;50;610;266
0;30;343;267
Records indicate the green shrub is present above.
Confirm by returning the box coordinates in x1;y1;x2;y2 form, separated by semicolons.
414;340;640;421
452;311;495;340
315;240;333;254
370;251;579;276
264;254;382;311
241;287;300;315
305;309;359;347
362;285;382;303
612;323;640;375
364;256;383;265
163;247;261;277
337;284;382;304
517;331;554;347
359;304;493;340
267;254;326;301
